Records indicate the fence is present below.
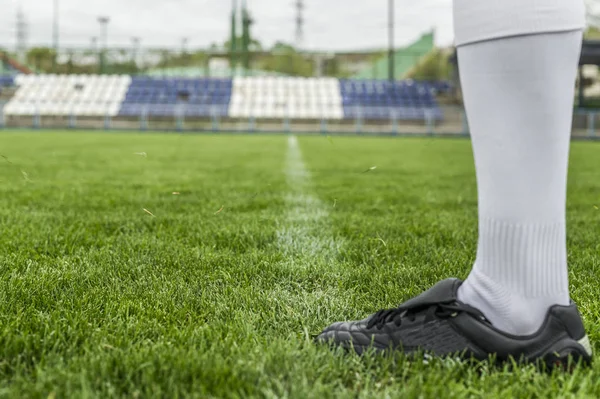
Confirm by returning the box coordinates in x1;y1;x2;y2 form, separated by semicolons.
10;32;445;81
3;103;600;139
0;99;460;135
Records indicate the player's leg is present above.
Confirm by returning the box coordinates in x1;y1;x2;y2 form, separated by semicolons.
317;1;592;364
455;31;580;337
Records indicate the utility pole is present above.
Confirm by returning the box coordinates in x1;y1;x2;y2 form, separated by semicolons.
230;0;238;74
97;16;110;74
294;0;304;48
91;36;98;72
131;37;140;69
53;0;59;72
388;0;395;81
180;37;189;70
181;37;188;54
241;0;252;72
16;8;28;66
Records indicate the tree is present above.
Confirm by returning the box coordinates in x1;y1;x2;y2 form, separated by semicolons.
586;26;600;39
27;47;56;73
224;36;262;52
258;42;313;76
323;56;344;78
157;50;172;69
271;42;295;53
406;49;451;81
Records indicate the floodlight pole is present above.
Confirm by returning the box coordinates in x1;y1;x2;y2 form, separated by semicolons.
231;0;238;74
241;0;252;73
98;16;110;74
181;37;189;54
53;0;59;72
131;37;140;69
388;0;395;81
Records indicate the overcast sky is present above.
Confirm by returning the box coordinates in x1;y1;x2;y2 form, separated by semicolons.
2;0;455;51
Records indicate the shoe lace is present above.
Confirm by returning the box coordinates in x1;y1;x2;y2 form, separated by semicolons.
366;302;483;330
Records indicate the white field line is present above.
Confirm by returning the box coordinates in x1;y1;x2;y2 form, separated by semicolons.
277;135;341;263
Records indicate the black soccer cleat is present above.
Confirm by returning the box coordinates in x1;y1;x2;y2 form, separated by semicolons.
317;279;593;368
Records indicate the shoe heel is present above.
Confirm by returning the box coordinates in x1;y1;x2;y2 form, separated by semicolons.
577;335;593;357
543;343;592;371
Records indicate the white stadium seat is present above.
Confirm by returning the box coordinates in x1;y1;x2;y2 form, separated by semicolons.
227;76;343;120
4;74;134;117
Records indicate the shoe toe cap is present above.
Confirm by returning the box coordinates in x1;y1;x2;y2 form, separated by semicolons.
317;321;376;349
323;321;346;332
317;322;348;343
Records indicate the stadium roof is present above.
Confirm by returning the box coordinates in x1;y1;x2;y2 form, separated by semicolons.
351;31;435;80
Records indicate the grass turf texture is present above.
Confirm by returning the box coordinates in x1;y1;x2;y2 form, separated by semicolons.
0;130;599;398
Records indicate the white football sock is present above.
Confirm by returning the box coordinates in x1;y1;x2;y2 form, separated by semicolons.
455;30;583;336
453;0;585;47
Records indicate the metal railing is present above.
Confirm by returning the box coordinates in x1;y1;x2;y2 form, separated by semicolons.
0;103;467;136
2;105;599;139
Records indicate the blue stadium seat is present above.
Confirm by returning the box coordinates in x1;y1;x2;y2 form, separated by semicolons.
340;79;444;121
118;76;233;117
0;75;15;87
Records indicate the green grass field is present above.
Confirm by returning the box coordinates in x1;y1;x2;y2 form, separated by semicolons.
1;131;600;398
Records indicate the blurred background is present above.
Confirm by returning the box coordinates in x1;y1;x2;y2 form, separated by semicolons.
0;0;600;135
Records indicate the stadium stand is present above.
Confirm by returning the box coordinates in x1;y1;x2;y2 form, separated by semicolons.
118;77;232;118
340;79;443;121
3;74;444;122
228;77;344;119
4;74;130;117
0;75;15;87
582;65;600;97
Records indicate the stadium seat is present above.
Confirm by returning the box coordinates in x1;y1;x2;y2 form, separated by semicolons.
4;74;131;117
339;79;444;121
228;76;343;120
4;74;445;123
117;77;232;118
